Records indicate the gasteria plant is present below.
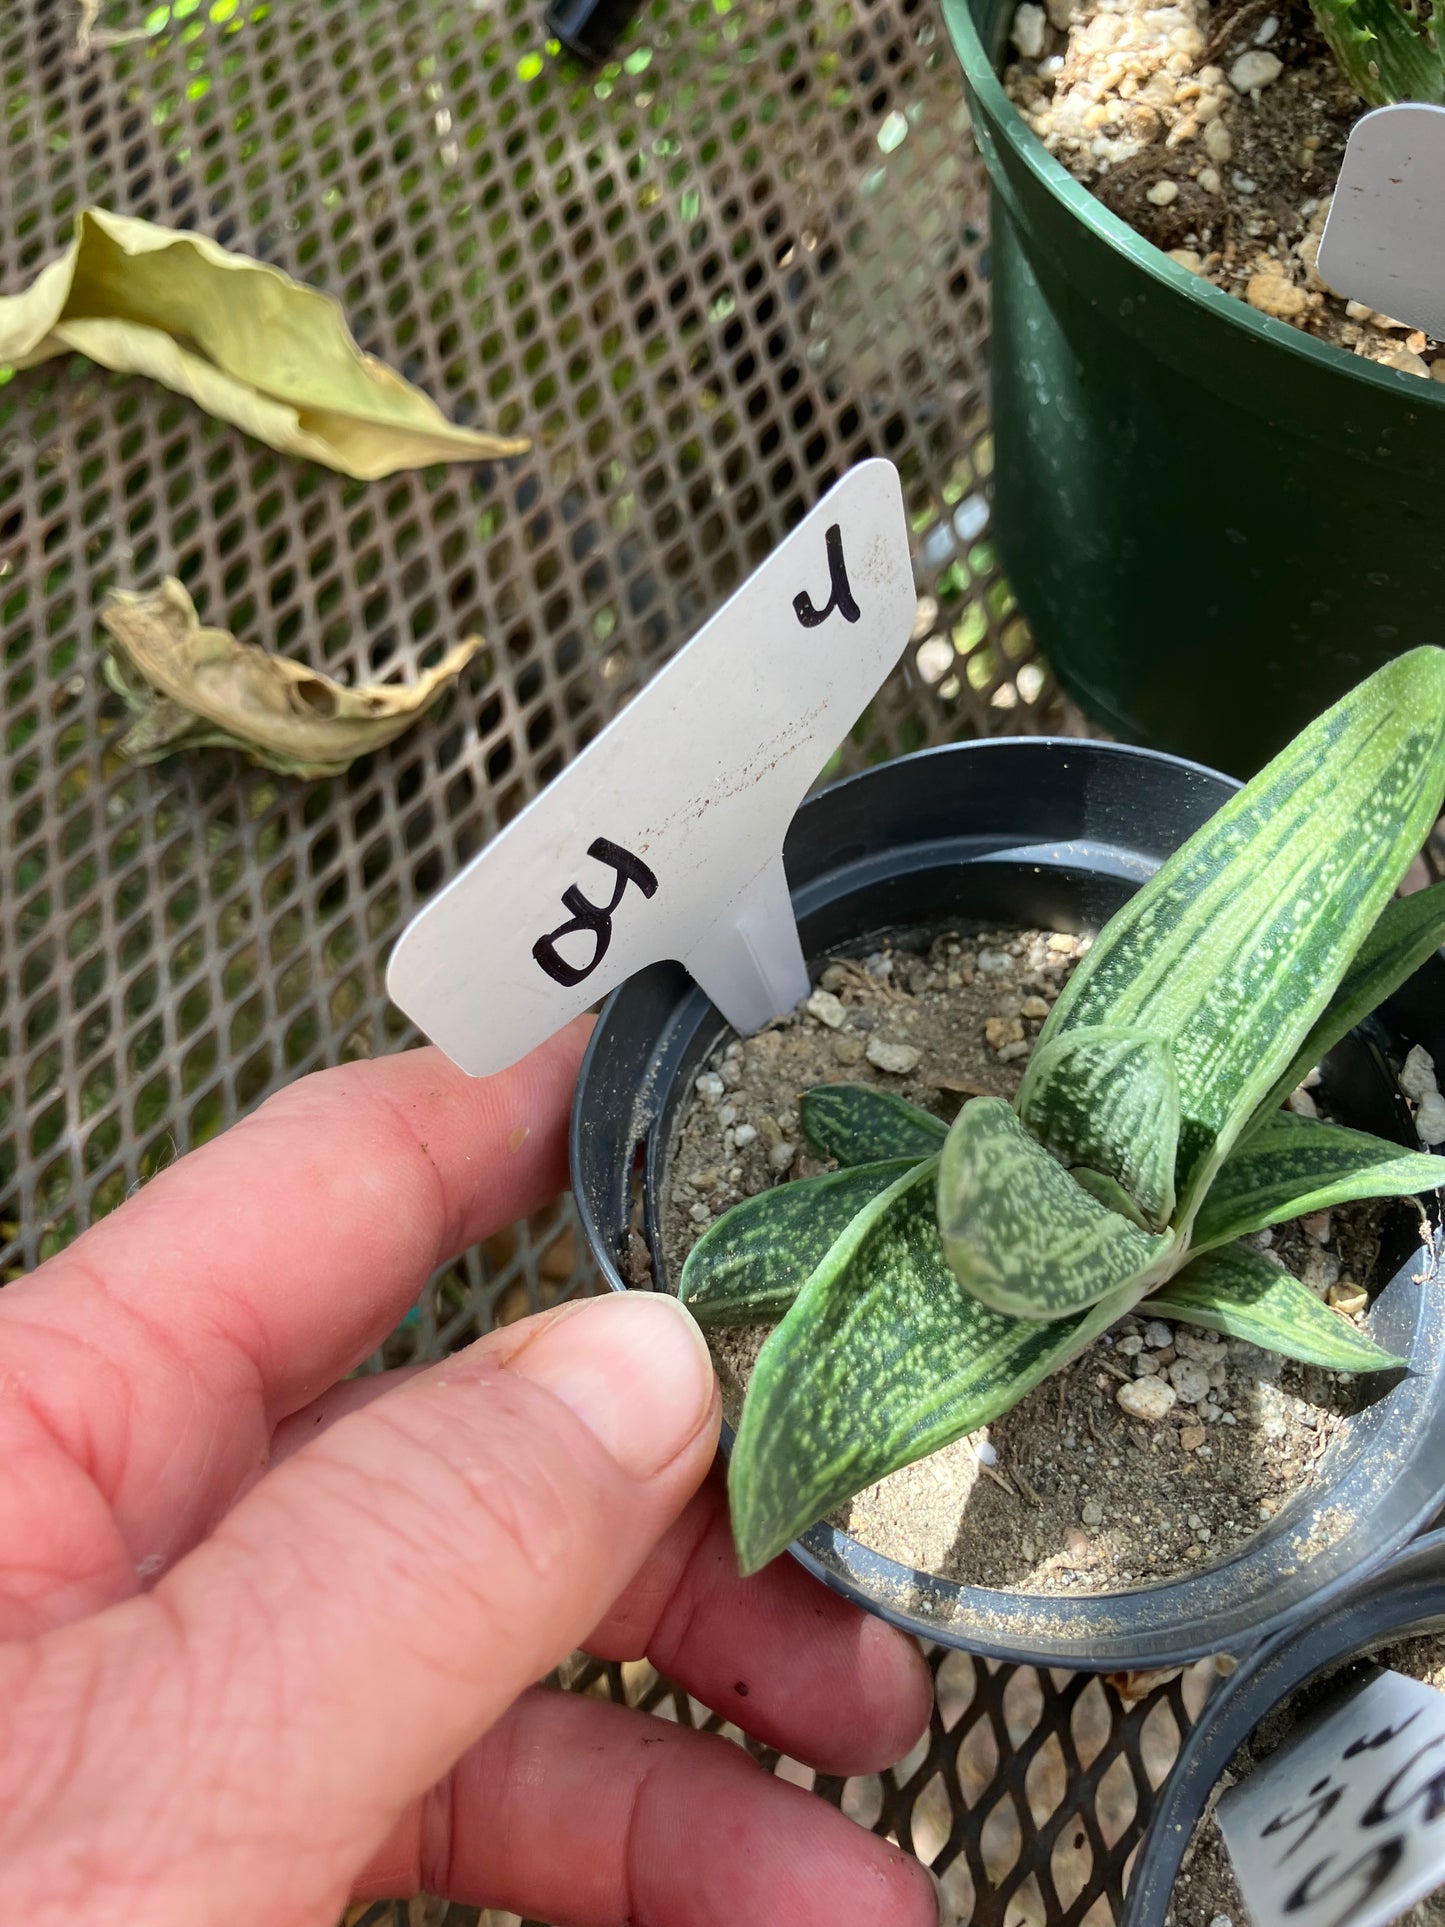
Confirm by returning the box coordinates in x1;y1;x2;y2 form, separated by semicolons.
681;649;1445;1576
1310;0;1445;105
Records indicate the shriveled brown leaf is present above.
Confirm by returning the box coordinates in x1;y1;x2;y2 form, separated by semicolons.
1105;1665;1186;1707
0;208;528;478
101;578;480;779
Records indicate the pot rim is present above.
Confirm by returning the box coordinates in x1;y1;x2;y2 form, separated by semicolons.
570;736;1445;1669
938;0;1445;410
1121;1523;1445;1926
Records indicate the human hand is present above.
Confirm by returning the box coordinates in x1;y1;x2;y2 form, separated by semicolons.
0;1020;938;1926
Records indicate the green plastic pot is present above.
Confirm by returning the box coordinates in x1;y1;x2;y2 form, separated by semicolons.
942;0;1445;776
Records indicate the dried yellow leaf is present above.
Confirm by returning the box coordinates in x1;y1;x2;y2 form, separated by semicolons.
0;208;528;478
101;578;480;779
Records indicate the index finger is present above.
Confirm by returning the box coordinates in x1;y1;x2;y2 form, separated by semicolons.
0;1020;590;1588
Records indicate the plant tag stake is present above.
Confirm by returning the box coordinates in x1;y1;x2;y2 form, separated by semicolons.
387;459;916;1077
1318;103;1445;339
1216;1666;1445;1927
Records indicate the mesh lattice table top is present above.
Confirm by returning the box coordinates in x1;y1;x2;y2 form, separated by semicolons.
1;2;1192;1922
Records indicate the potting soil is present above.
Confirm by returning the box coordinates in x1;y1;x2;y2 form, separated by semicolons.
1004;0;1445;378
661;926;1391;1597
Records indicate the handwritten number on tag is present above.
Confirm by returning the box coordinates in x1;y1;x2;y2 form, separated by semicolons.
1361;1730;1445;1829
385;459;914;1075
533;521;861;989
1245;1703;1445;1927
1283;1840;1407;1921
531;520;858;991
1346;1711;1424;1761
793;523;861;629
532;837;659;988
1263;1778;1345;1863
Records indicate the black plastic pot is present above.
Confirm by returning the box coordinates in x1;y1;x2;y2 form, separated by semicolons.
940;0;1445;779
570;739;1445;1670
1123;1525;1445;1926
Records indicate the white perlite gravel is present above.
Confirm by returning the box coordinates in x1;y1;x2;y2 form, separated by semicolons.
1008;0;1225;173
1402;1044;1445;1147
1004;0;1445;375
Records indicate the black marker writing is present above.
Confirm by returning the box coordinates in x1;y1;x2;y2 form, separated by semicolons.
1344;1709;1424;1759
1262;1776;1347;1863
1240;1699;1445;1927
532;837;659;988
1282;1837;1407;1927
1361;1731;1445;1829
793;523;861;628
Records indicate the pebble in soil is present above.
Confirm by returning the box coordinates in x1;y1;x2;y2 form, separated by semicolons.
1003;0;1443;380
1167;1629;1445;1926
662;927;1397;1598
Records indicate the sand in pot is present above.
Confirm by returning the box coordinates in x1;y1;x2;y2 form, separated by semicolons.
662;925;1402;1598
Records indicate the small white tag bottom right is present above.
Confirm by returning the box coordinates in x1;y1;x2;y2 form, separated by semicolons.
1217;1666;1445;1927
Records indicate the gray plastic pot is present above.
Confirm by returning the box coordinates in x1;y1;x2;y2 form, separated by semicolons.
1123;1525;1445;1925
570;738;1445;1670
940;0;1445;778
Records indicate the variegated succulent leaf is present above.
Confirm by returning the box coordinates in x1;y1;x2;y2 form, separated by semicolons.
727;1158;1136;1574
937;1096;1177;1321
1192;1111;1445;1254
800;1083;947;1166
1307;0;1445;105
679;1156;923;1327
1033;649;1445;1227
1147;1240;1408;1372
1069;1167;1155;1231
1016;1025;1180;1229
1250;880;1445;1129
719;656;1445;1575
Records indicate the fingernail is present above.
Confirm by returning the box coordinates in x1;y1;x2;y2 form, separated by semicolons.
511;1291;714;1480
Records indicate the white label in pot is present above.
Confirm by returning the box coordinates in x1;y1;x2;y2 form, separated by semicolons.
1217;1665;1445;1927
387;459;917;1076
1318;103;1445;340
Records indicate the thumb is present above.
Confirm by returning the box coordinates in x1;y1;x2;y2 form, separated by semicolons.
4;1292;720;1926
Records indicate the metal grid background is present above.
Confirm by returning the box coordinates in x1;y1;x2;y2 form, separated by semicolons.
1;0;1203;1920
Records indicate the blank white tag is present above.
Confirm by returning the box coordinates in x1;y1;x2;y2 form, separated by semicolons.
1217;1666;1445;1927
1318;102;1445;337
387;458;917;1077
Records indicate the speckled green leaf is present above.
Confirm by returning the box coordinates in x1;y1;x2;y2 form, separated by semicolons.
1035;650;1445;1223
1069;1167;1154;1231
1147;1241;1407;1372
937;1096;1176;1320
1017;1026;1180;1228
728;1159;1135;1574
679;1157;922;1327
1192;1111;1445;1254
799;1083;946;1165
1307;0;1444;108
1253;881;1445;1125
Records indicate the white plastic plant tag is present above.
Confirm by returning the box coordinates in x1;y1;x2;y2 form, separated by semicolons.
1216;1666;1445;1927
1317;103;1445;338
387;458;916;1077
